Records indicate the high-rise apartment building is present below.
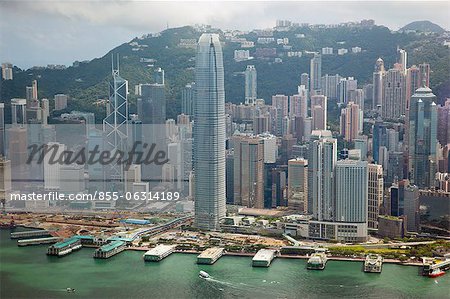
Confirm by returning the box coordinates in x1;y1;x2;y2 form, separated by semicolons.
272;94;289;135
300;73;310;91
382;66;405;119
310;54;322;91
181;83;195;117
289;92;307;119
397;48;407;74
311;95;327;130
54;94;68;111
1;63;13;80
338;77;357;105
372;58;385;110
340;102;361;142
321;74;341;102
244;65;257;105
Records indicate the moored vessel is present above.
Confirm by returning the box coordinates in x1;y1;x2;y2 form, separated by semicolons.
307;252;327;270
364;254;383;273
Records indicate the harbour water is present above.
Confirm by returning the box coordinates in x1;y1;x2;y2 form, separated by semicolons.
1;229;448;298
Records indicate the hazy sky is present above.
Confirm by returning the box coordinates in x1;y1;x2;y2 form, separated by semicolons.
1;1;449;69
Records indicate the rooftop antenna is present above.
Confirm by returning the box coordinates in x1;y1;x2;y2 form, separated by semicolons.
111;53;114;75
116;53;120;75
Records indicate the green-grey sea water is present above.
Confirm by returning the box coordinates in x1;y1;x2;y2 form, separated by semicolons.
1;229;448;298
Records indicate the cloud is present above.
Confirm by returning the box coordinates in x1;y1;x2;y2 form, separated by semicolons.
1;1;449;68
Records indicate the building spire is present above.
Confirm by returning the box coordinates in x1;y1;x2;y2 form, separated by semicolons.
421;66;427;88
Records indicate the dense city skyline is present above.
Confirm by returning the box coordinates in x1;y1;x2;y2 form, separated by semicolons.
1;3;449;296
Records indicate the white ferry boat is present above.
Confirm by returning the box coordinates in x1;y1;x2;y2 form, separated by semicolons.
364;254;383;273
307;252;328;270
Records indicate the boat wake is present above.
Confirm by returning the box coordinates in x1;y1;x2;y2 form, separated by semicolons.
203;277;288;297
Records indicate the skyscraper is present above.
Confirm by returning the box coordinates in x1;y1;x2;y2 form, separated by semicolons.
54;94;68;111
321;74;341;101
154;67;164;85
307;131;336;221
340;102;361;142
310;54;322;91
194;34;226;231
103;56;128;190
272;94;289;136
11;98;27;126
437;99;450;146
244;65;257;105
405;65;421;108
338;77;357;105
382;66;405;119
300;73;310;91
372;119;386;163
138;69;167;182
372;58;385;110
311;95;327;130
368;163;383;229
1;63;13;80
407;82;437;188
43;142;66;190
233;134;264;208
334;160;368;223
289;89;307;119
32;80;38;101
390;180;419;232
181;83;195;117
288;158;308;212
397;48;407;74
41;98;49;125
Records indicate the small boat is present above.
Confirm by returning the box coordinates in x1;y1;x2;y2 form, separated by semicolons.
429;269;445;278
66;288;75;293
364;254;383;273
199;271;210;279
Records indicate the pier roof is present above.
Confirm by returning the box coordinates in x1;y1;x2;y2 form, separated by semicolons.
99;241;125;252
52;237;80;249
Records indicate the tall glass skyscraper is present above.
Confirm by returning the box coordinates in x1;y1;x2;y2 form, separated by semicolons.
194;34;226;231
407;84;437;188
103;57;128;192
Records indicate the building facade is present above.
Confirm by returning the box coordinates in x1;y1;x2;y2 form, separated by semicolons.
193;34;226;230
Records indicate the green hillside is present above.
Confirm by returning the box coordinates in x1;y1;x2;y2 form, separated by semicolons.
1;25;449;122
400;21;446;34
